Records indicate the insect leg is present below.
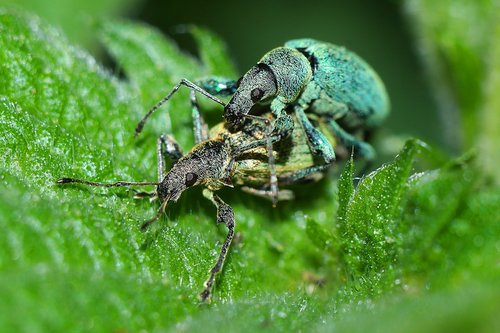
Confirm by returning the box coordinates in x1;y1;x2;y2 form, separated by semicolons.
233;112;294;206
265;114;295;206
134;134;183;199
233;127;283;205
278;163;332;184
265;127;278;207
240;186;295;201
294;105;336;163
190;90;209;143
270;99;294;140
157;134;183;181
135;79;226;136
325;119;375;160
268;99;295;203
240;163;332;202
200;189;235;302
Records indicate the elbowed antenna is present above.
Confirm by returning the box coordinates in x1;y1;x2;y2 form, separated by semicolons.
56;178;159;187
57;177;167;231
140;199;169;231
135;79;227;137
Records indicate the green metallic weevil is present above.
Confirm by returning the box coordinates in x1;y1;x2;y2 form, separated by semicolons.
58;107;336;302
136;38;390;169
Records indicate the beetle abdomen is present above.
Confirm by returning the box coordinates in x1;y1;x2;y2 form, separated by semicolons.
287;39;390;127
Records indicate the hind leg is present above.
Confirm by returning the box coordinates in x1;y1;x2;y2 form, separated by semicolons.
241;163;332;202
325;119;375;160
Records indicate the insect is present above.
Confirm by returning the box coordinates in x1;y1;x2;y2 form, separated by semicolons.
136;38;390;171
58;37;389;301
58;107;336;302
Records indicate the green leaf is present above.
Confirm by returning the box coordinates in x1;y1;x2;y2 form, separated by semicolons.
403;0;500;182
338;140;419;292
478;17;500;185
0;0;140;49
321;282;500;333
306;219;336;253
337;156;354;224
0;10;132;183
98;19;201;104
0;9;331;330
401;160;500;286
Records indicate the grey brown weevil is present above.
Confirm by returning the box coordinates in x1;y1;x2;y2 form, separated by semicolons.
58;108;336;302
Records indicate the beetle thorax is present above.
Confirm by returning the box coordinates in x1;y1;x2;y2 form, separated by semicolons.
259;47;313;103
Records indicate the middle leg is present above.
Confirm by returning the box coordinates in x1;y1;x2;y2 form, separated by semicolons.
240;163;332;202
133;134;184;199
294;105;336;164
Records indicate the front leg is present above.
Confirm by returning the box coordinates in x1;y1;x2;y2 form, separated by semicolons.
196;77;238;97
245;99;295;205
200;189;236;302
157;134;183;181
134;134;184;199
232;114;294;206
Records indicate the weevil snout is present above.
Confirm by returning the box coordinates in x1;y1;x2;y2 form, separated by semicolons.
224;103;245;129
224;64;277;129
157;140;232;203
157;166;199;204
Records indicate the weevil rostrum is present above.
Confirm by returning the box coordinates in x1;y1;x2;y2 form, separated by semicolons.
58;38;389;301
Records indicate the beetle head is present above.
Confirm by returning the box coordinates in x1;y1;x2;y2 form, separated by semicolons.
156;140;231;206
224;63;277;129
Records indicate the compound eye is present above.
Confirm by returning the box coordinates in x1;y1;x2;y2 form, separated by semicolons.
185;172;198;187
250;88;264;102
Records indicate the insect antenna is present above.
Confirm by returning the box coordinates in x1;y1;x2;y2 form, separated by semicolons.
56;177;159;187
140;199;169;231
135;79;226;137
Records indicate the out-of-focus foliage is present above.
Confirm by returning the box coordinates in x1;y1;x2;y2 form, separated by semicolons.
1;0;140;50
404;0;500;183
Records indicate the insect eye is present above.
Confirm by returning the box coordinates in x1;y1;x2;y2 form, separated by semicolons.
250;88;264;102
185;172;198;187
